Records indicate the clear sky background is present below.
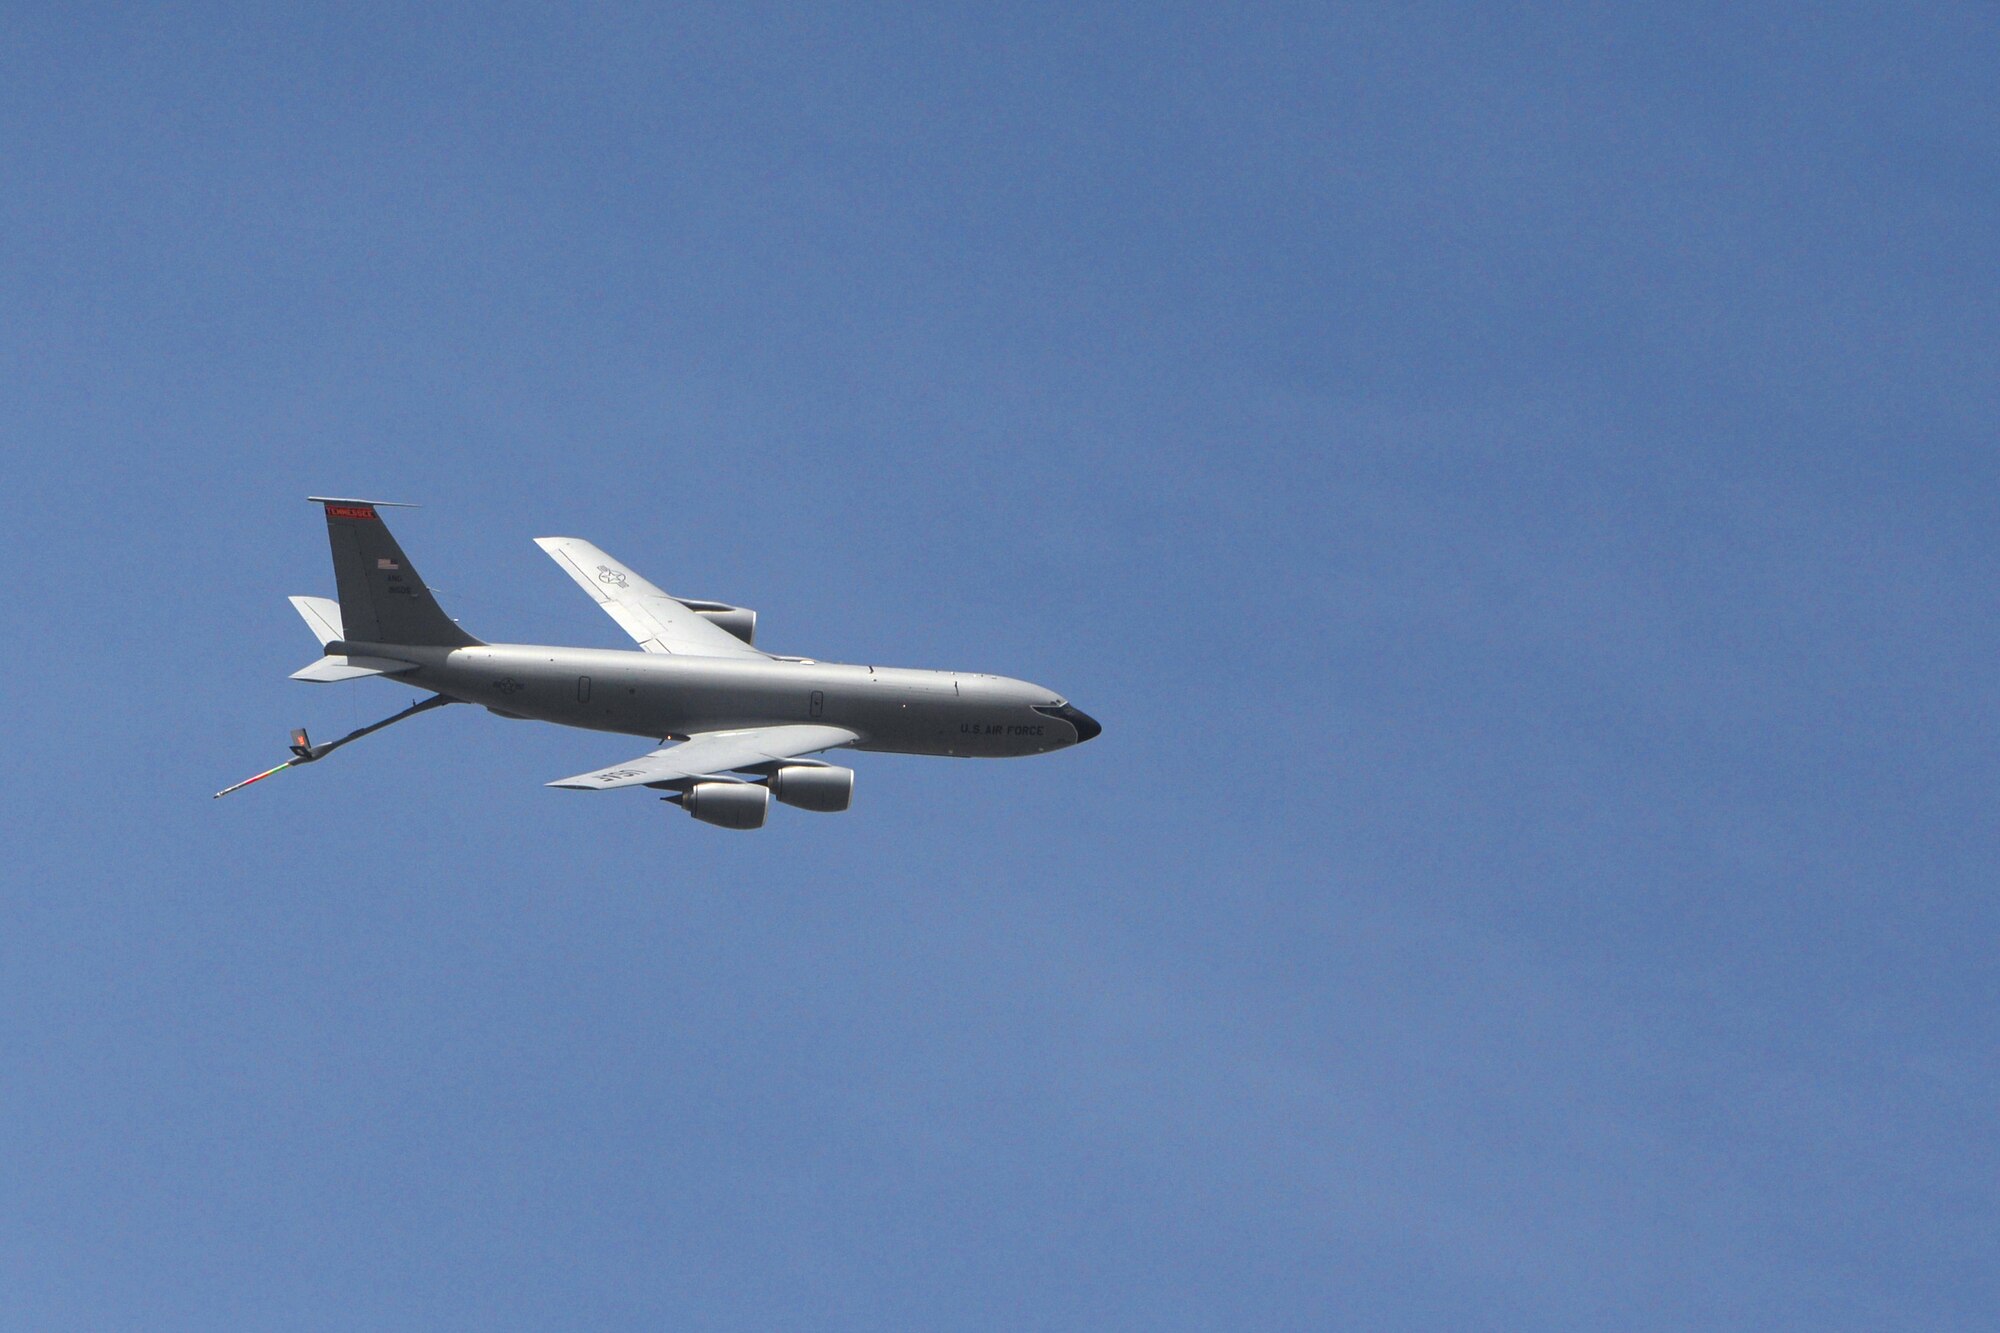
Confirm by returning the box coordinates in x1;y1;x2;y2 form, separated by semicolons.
3;4;1996;1328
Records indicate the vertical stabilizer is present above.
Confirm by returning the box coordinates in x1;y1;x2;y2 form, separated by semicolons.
310;498;480;648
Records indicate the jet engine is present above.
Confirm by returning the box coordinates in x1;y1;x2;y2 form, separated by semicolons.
678;781;769;829
768;764;854;812
682;600;757;646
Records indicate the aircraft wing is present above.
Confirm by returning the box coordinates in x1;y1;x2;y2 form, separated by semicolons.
548;724;859;790
534;536;766;659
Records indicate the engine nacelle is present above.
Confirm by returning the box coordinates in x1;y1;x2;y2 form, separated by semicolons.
679;781;769;829
684;601;757;646
768;764;854;813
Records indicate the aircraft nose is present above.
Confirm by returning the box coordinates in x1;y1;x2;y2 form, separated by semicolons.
1063;704;1102;744
1032;700;1102;744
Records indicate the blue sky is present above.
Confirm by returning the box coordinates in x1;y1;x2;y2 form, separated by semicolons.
3;4;1996;1328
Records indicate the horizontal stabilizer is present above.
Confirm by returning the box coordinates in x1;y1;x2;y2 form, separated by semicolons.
291;654;419;683
289;595;344;647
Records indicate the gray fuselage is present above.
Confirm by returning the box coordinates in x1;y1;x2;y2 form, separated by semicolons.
334;640;1095;757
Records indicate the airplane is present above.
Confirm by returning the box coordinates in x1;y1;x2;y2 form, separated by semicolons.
216;498;1100;827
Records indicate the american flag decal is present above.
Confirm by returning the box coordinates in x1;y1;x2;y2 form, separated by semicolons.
377;558;400;570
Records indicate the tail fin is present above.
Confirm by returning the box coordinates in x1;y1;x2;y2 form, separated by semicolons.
309;498;481;648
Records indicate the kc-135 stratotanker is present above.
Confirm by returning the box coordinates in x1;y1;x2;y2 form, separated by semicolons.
216;498;1100;827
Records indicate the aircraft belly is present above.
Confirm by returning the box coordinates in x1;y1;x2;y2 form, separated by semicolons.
405;647;1049;755
417;653;831;742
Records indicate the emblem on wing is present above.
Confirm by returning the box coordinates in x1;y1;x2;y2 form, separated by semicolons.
596;565;629;589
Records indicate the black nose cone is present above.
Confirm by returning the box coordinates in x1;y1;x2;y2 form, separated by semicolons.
1034;702;1103;744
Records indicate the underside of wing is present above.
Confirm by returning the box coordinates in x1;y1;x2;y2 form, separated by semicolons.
534;536;766;659
548;724;860;790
